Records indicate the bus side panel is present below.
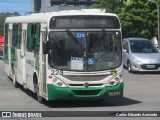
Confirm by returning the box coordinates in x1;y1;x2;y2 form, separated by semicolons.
16;49;23;85
25;51;35;91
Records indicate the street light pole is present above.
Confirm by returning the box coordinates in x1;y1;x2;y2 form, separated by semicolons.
150;0;159;40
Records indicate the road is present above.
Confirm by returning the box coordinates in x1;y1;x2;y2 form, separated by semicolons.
0;60;160;119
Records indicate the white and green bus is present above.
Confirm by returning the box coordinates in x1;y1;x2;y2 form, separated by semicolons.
4;10;123;103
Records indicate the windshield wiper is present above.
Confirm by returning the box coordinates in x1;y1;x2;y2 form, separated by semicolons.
92;29;105;48
66;29;82;51
66;29;80;45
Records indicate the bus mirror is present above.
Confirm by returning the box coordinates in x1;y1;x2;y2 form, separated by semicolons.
43;41;49;54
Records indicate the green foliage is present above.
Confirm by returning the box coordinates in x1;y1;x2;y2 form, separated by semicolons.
0;16;6;36
118;0;158;39
100;0;123;13
88;3;102;9
88;0;159;39
155;0;160;5
88;0;123;13
0;12;20;36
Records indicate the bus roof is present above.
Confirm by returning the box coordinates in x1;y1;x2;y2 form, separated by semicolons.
5;9;118;24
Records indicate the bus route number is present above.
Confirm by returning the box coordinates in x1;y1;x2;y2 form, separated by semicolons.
76;32;85;38
51;69;63;75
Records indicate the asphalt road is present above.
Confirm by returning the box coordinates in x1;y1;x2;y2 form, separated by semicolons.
0;60;160;120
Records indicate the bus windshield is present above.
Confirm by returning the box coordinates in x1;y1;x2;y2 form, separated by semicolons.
48;31;122;71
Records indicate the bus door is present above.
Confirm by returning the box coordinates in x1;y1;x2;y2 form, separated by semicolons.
21;24;27;87
40;24;47;96
25;23;40;90
8;24;12;77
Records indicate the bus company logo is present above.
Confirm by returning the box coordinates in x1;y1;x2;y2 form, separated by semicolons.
84;82;89;88
2;112;11;118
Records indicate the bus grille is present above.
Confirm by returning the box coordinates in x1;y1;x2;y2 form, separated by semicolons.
63;75;108;81
73;90;101;95
69;84;103;87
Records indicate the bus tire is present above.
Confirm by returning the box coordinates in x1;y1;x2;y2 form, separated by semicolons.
13;73;19;88
36;84;44;103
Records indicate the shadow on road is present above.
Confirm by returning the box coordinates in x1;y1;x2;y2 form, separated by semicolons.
43;97;142;108
20;87;142;108
124;67;160;75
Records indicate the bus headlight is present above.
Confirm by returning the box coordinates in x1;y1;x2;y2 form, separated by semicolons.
106;74;122;86
52;77;67;88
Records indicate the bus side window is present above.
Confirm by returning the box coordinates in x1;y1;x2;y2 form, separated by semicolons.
17;24;22;49
27;24;35;51
34;23;40;53
12;24;21;49
12;24;18;47
5;24;9;45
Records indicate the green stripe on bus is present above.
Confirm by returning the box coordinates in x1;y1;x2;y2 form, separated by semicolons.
11;46;17;68
4;45;9;64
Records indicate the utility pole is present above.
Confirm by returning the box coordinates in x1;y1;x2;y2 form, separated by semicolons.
149;0;159;41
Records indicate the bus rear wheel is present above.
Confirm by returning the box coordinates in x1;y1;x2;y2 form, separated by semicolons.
13;72;19;88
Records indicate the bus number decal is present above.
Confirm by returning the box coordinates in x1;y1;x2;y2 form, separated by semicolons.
76;32;85;38
51;69;63;75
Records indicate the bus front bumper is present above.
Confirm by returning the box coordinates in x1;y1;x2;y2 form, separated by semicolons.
47;82;123;101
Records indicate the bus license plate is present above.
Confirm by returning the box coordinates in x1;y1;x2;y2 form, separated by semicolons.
147;65;155;68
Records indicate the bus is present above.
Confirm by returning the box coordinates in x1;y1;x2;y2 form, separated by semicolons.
4;10;123;103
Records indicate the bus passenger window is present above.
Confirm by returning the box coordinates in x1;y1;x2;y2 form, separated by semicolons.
27;23;40;52
17;24;22;48
35;24;40;53
5;24;9;45
27;24;35;51
12;24;21;49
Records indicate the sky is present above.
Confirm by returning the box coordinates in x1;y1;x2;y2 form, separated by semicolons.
0;0;30;15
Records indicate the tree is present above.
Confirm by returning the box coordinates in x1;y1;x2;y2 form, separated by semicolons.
88;0;123;13
154;0;160;5
0;12;20;36
118;0;158;39
0;15;6;36
88;3;102;9
100;0;123;13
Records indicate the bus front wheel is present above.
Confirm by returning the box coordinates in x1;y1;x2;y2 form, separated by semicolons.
36;84;44;103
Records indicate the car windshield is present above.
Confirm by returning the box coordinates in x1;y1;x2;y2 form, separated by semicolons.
48;31;122;71
130;40;158;53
